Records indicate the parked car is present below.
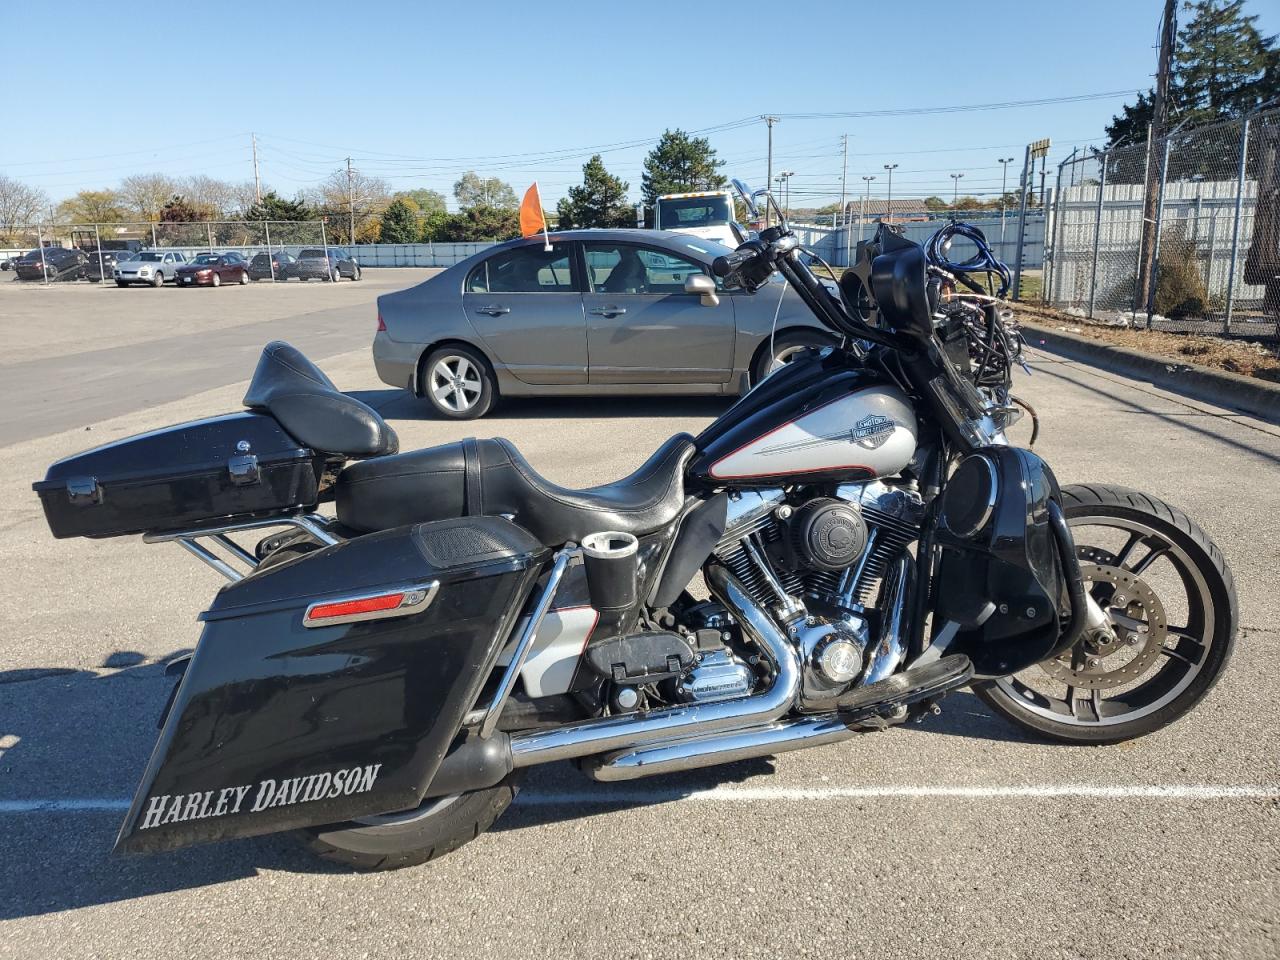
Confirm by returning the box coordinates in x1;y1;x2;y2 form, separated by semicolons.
248;251;296;281
14;247;88;282
373;228;835;419
174;252;250;287
114;250;187;287
83;249;129;282
292;247;361;282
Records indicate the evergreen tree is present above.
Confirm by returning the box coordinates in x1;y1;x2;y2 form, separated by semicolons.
378;199;420;243
641;129;726;208
1105;1;1279;147
556;155;633;229
243;191;314;222
159;195;201;223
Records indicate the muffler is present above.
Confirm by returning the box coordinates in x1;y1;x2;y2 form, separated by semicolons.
588;654;975;782
506;563;801;769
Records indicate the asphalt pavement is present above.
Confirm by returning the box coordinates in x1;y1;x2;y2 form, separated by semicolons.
0;276;1276;959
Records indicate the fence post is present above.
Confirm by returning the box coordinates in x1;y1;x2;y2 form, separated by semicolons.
1013;144;1032;299
264;221;274;281
320;220;330;278
94;224;104;286
1048;150;1076;306
1145;134;1174;329
1223;113;1252;333
206;222;214;253
150;223;157;249
1087;152;1108;320
37;222;48;286
1130;135;1154;319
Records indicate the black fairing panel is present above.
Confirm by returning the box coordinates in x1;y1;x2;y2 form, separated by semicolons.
116;517;547;853
689;352;891;487
935;447;1069;678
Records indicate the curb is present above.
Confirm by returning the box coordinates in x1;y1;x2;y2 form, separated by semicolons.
1019;320;1280;425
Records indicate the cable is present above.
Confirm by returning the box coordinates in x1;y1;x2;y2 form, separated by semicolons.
925;222;1012;298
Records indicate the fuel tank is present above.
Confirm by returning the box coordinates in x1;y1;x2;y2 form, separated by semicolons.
690;352;917;486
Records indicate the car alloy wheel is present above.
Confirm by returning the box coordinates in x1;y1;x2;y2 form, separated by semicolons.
151;272;164;288
211;273;221;287
429;354;483;414
239;270;249;285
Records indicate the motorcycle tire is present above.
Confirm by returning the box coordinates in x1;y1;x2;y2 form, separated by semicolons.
297;776;521;871
972;484;1236;744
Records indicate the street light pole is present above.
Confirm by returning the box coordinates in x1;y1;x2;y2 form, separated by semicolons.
763;116;778;228
779;170;794;219
883;163;898;223
997;157;1015;245
950;172;964;210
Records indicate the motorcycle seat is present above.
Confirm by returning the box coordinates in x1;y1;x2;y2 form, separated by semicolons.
335;433;696;546
242;341;398;458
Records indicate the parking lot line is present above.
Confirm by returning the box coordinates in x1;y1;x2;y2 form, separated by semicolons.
3;783;1277;816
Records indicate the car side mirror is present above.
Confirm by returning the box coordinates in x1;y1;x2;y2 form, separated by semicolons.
685;273;719;307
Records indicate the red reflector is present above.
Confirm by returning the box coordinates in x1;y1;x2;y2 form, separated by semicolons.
308;592;404;621
376;313;387;332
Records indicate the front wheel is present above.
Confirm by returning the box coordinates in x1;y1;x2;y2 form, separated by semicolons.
298;776;520;871
151;272;164;287
973;484;1237;744
211;272;221;287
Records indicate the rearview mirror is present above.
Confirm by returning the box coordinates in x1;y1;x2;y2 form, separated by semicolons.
731;178;759;220
685;273;719;307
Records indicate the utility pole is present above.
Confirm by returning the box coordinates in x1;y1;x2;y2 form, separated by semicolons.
346;158;355;245
251;133;262;204
839;134;848;230
883;163;898;223
1137;0;1177;310
763;116;778;226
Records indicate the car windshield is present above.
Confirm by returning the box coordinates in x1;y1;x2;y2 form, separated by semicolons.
138;253;163;262
298;249;326;259
192;254;219;265
658;196;731;230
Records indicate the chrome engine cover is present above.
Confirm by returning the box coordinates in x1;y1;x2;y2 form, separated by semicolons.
676;649;757;703
795;613;870;708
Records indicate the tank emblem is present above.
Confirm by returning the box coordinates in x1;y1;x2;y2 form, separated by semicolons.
757;414;896;457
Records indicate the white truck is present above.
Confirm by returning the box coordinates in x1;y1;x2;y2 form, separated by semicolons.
653;190;744;247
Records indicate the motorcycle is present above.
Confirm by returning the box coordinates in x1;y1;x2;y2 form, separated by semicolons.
33;180;1236;871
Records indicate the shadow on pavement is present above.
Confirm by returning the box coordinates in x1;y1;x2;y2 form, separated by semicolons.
0;653;1028;918
348;388;732;423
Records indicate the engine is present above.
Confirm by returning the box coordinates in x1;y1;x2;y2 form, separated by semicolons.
711;481;925;707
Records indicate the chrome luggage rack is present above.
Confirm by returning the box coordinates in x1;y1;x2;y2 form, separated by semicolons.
142;512;340;582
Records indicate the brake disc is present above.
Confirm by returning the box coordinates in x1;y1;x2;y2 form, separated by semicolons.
1041;562;1168;690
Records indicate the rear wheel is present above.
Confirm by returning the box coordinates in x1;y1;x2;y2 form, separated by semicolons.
331;267;341;282
422;344;495;419
750;330;837;386
298;775;520;871
115;280;128;288
972;484;1236;744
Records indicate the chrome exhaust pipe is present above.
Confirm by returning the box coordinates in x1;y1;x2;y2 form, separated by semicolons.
589;713;862;782
508;564;800;769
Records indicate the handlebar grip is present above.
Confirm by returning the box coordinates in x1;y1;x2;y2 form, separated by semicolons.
712;249;755;278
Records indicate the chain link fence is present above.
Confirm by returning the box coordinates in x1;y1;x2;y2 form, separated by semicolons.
1048;107;1280;344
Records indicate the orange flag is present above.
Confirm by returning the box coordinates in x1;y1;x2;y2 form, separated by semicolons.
520;182;552;250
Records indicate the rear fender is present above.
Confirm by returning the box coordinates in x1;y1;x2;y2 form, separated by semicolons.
116;517;547;853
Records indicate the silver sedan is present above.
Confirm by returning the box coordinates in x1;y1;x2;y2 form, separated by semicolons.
372;229;836;419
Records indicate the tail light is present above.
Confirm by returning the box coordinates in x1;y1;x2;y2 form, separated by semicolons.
376;313;387;332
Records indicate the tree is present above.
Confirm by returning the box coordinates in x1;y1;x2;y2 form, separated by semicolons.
1105;1;1279;147
394;188;447;218
306;168;391;244
923;196;949;212
555;155;632;229
181;175;239;219
118;173;180;220
56;190;126;223
379;199;420;243
243;191;314;222
160;195;202;222
641;129;726;208
453;172;517;211
436;205;519;241
0;174;47;239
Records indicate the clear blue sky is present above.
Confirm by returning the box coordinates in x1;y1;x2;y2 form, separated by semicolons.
5;0;1277;210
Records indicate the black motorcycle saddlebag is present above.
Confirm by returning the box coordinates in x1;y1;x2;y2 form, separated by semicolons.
116;516;547;853
33;412;326;539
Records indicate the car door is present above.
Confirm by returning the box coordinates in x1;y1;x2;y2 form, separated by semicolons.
461;240;587;385
580;241;735;384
